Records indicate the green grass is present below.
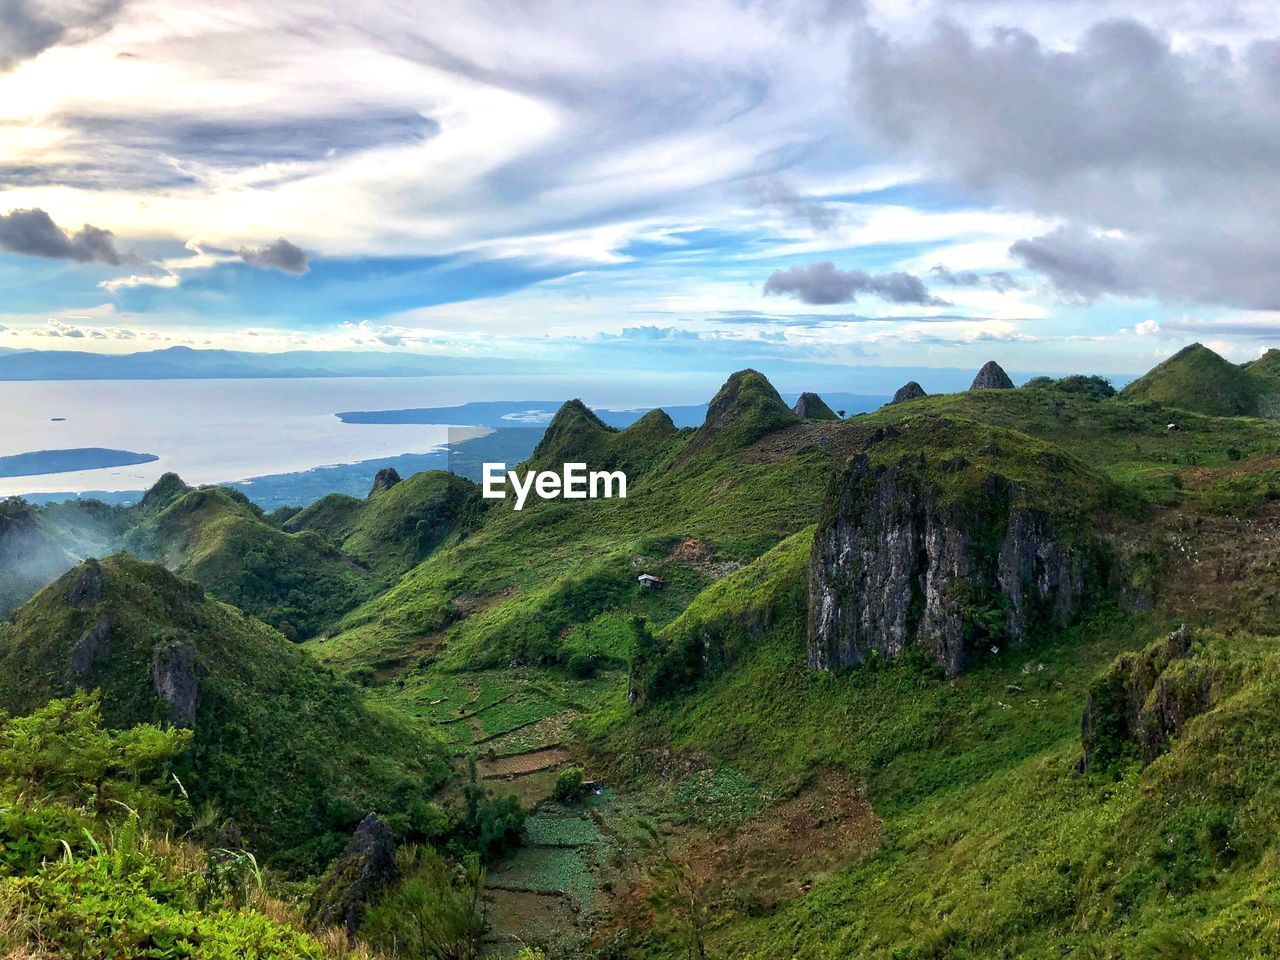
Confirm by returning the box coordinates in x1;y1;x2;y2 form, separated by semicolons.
1122;342;1266;417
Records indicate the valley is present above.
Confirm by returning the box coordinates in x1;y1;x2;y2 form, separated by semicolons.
3;343;1280;957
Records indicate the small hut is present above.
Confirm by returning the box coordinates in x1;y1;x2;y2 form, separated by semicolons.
637;574;666;591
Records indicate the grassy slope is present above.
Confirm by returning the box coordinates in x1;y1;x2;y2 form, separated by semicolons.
1121;342;1264;417
564;380;1280;956
0;555;452;874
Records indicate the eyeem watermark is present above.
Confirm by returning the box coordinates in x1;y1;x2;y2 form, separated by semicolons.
483;462;627;510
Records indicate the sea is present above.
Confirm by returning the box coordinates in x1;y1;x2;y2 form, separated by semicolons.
0;373;734;501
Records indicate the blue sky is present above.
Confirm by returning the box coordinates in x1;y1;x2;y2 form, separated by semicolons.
2;0;1280;377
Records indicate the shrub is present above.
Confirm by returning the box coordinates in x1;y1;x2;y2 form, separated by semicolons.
552;767;586;804
363;847;487;960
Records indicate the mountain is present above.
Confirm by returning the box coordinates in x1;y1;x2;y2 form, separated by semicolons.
10;354;1280;954
0;499;74;616
284;468;481;577
0;495;132;617
0;555;452;872
0;345;512;380
1122;342;1265;416
674;368;798;465
523;400;683;478
124;480;376;641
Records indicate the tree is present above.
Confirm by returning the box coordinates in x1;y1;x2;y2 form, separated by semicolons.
631;818;710;960
0;691;191;816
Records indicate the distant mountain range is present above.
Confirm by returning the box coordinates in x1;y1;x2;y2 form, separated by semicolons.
0;346;506;380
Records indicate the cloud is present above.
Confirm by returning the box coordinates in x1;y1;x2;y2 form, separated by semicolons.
763;261;947;305
0;0;123;72
930;264;1022;293
598;325;704;341
749;177;841;232
239;238;309;275
0;208;131;264
849;18;1280;309
1135;319;1160;336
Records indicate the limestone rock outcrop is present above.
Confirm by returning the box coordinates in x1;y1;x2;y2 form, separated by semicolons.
807;428;1100;677
306;813;400;938
970;361;1014;390
889;381;926;405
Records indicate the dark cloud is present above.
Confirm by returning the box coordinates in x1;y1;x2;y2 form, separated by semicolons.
763;260;947;305
850;18;1280;309
64;110;438;168
0;208;131;264
749;177;841;232
716;310;1031;327
930;264;1023;293
239;238;309;275
0;0;123;71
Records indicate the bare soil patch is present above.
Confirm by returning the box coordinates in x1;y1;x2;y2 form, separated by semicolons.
479;747;570;779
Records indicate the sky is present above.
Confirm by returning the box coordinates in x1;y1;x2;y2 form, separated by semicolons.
2;0;1280;376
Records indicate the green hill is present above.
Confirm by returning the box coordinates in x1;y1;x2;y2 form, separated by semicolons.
126;482;374;640
286;469;481;577
0;496;132;617
674;368;798;465
524;400;683;477
1121;342;1263;416
0;555;452;873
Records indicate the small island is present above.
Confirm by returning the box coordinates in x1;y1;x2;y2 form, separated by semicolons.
0;448;159;479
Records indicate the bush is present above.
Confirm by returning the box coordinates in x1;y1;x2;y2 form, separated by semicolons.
363;847;487;960
552;767;586;804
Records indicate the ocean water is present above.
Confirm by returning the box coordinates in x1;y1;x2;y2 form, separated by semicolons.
0;373;726;498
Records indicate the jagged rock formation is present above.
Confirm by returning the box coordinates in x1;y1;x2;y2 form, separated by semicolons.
67;557;104;607
306;814;399;937
889;381;926;405
70;614;111;677
151;637;200;727
1079;624;1214;772
369;467;401;495
970;361;1014;390
793;391;839;420
807;420;1104;677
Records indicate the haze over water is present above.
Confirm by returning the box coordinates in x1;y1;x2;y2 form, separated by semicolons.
0;374;726;497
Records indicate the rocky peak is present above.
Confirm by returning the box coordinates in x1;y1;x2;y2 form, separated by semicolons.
306;813;399;937
68;558;104;607
889;381;926;405
675;369;797;465
793;391;838;420
970;361;1014;390
140;472;193;512
369;467;401;496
